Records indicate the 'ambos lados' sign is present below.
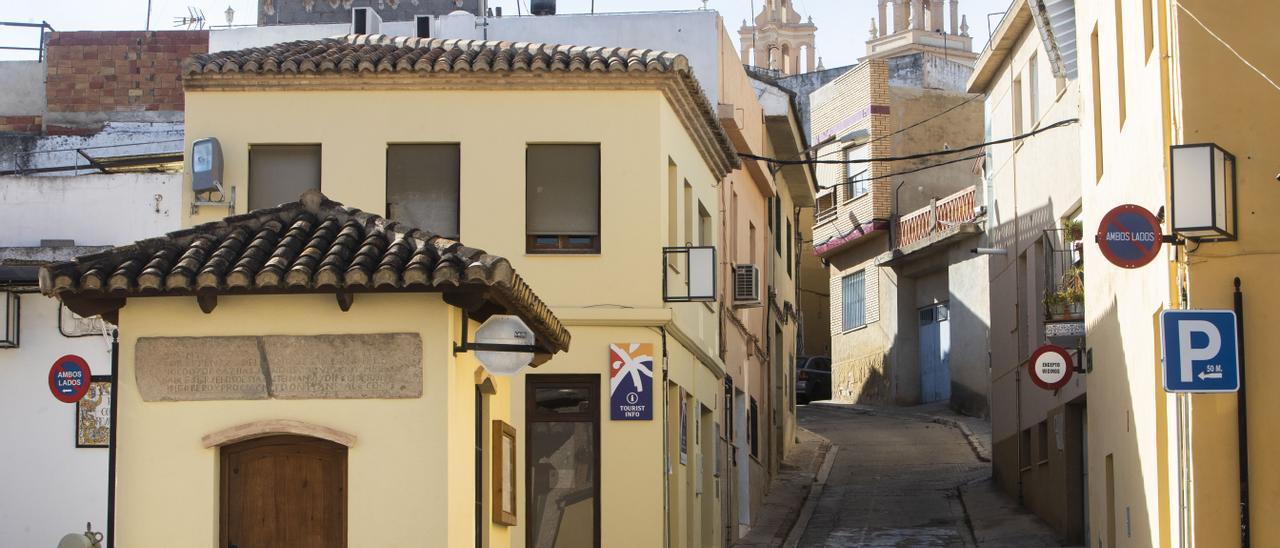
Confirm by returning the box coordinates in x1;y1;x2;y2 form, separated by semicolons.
49;354;92;403
1096;204;1163;268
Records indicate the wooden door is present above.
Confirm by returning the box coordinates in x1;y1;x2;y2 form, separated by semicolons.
221;435;347;548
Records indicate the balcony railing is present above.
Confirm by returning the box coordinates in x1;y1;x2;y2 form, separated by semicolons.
1043;226;1084;321
895;186;977;248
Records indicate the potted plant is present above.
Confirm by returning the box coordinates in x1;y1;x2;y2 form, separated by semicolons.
1063;219;1083;242
1058;266;1084;318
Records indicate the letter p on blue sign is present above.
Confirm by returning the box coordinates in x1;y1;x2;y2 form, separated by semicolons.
1160;310;1240;393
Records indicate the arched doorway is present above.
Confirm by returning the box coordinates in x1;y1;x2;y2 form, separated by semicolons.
220;435;347;548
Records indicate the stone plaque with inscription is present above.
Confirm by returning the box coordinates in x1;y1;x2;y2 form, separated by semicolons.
262;333;422;399
136;337;268;401
135;333;422;401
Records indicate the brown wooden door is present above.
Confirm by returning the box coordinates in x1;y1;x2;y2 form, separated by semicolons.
221;435;347;548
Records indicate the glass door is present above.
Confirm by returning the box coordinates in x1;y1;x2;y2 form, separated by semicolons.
526;375;600;548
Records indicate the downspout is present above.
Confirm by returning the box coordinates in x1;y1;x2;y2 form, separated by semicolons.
1234;278;1250;548
106;328;119;548
660;327;671;548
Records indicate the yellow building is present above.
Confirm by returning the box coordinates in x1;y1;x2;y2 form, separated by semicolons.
1074;0;1280;546
43;34;763;547
40;192;570;547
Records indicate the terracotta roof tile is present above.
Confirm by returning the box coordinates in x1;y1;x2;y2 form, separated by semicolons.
183;34;740;175
40;190;570;356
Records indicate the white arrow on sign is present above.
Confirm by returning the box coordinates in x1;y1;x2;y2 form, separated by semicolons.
1198;371;1223;381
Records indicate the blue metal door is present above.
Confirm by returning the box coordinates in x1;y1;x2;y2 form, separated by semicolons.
919;303;951;402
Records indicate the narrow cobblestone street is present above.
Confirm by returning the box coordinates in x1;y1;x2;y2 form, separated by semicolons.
795;405;990;547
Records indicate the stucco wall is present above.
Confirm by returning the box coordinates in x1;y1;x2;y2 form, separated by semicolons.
947;241;991;417
0;173;180;247
0;61;46;116
0;294;112;546
114;293;482;547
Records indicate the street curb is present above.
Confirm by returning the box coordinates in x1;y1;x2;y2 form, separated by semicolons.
808;402;991;463
781;443;838;548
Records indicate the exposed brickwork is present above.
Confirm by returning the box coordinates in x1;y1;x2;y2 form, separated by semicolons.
0;115;42;134
45;31;208;113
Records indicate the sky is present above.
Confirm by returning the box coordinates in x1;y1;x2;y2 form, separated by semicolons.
1;0;1015;64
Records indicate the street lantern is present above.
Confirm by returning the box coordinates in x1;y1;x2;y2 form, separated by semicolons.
0;291;17;348
1170;143;1237;241
470;315;536;376
225;5;235;26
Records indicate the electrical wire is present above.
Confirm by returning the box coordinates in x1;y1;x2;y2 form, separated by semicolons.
812;92;985;160
826;153;984;193
743;118;1079;166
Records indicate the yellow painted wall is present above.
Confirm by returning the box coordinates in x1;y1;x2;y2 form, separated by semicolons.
1172;0;1280;546
1080;0;1280;546
113;292;496;547
183;73;734;548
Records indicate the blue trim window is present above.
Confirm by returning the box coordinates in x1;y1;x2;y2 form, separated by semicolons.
842;270;866;331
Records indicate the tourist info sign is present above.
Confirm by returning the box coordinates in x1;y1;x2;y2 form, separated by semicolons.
1160;310;1240;393
609;343;654;420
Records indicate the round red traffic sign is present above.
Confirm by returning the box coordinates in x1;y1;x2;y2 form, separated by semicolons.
1096;204;1162;268
49;354;92;403
1027;345;1073;391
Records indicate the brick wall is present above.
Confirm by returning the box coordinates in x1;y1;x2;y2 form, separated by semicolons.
45;31;208;113
0;115;42;134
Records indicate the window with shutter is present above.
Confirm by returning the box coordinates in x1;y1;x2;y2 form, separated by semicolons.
248;145;320;210
386;144;460;239
526;144;601;253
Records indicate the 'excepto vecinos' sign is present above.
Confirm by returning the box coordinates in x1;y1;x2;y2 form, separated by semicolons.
48;354;92;403
1028;344;1074;391
1096;204;1163;268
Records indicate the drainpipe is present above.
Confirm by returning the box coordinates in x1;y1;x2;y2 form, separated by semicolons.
1234;278;1250;548
660;327;671;548
106;329;119;548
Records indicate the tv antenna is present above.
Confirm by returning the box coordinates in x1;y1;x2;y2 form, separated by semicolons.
174;7;207;30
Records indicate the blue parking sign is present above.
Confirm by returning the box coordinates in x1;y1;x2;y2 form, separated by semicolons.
1160;310;1240;393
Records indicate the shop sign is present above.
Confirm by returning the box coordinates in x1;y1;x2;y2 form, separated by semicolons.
1096;204;1163;268
608;343;653;420
1028;345;1073;391
49;354;92;403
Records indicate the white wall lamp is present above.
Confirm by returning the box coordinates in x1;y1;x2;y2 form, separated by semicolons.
454;314;537;376
0;291;18;349
1171;143;1237;242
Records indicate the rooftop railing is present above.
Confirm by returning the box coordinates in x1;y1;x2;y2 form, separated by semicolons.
0;21;54;62
895;185;977;248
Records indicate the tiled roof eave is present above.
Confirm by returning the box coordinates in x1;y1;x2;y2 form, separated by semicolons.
185;69;739;179
39;191;570;356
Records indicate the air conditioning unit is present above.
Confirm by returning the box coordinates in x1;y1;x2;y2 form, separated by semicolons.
352;7;382;35
733;264;761;307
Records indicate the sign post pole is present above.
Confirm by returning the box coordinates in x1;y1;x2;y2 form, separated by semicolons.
1234;278;1250;547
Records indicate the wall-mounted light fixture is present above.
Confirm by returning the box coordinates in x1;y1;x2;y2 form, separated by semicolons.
454;314;537;376
0;291;18;349
1171;143;1237;241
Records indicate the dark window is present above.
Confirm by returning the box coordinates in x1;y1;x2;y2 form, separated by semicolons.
786;217;793;277
749;397;760;459
526;144;601;253
527;375;600;547
774;196;782;256
248;145;320;210
386;144;461;239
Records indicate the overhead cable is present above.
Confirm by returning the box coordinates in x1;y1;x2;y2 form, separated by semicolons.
812;93;985;160
742;118;1079;166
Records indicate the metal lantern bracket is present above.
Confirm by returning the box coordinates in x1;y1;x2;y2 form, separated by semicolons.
191;183;236;216
452;310;539;355
662;246;717;303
